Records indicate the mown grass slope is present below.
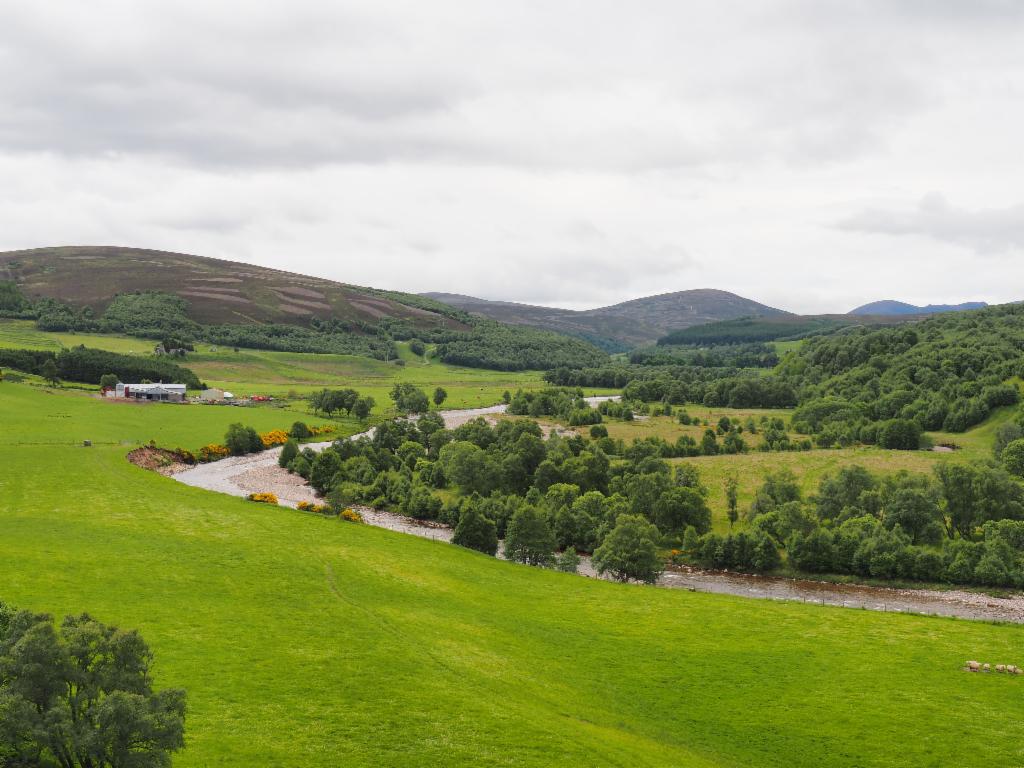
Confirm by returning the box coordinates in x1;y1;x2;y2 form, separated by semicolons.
2;381;1024;766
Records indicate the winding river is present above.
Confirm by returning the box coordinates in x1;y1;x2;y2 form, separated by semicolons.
170;398;1024;624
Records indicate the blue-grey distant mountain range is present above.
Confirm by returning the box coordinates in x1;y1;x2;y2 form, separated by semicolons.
848;300;988;316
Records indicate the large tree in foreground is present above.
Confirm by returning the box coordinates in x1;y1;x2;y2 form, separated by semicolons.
0;602;186;768
592;514;664;584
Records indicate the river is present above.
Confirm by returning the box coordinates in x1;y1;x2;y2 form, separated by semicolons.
169;398;1024;623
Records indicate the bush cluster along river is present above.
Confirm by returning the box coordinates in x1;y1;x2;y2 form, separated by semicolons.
171;399;1024;624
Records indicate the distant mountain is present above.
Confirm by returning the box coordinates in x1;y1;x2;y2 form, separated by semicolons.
422;289;787;349
849;299;988;316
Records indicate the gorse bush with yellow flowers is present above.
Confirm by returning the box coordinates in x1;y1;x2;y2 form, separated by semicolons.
260;429;290;448
198;443;230;462
340;508;364;523
247;492;279;505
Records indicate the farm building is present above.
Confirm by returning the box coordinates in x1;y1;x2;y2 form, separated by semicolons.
115;382;187;402
200;388;234;402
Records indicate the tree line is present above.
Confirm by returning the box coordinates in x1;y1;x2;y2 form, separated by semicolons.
14;288;612;372
679;460;1024;588
0;345;202;388
281;413;736;583
629;342;779;368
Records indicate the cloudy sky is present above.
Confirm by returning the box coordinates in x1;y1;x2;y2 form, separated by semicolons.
1;1;1022;313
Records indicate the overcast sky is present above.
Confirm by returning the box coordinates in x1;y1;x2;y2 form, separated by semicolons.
1;1;1023;313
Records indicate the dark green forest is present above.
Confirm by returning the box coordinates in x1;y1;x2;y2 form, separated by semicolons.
783;304;1024;442
0;346;202;388
559;304;1024;446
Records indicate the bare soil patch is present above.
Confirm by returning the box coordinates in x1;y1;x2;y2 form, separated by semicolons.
127;446;190;476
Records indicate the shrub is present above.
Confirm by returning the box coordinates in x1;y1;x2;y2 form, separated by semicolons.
297;500;331;514
279;439;299;468
289;455;312;479
877;419;922;450
340;508;364;523
290;421;312;439
404;485;442;519
225;423;263;455
556;548;581;573
260;429;290;448
1003;439;1024;477
247;492;279;504
198;443;230;462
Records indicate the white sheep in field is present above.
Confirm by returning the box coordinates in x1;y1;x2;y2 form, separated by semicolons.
964;660;1023;674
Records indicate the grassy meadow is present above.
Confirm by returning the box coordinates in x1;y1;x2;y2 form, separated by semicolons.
0;319;570;413
583;407;803;451
681;448;949;533
2;380;1024;766
545;403;1013;531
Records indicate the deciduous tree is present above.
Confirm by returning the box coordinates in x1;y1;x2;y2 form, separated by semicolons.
0;603;186;768
592;514;663;583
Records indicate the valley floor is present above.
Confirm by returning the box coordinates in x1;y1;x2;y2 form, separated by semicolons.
168;400;1024;624
4;381;1024;766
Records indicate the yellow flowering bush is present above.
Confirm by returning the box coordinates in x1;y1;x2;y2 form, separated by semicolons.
340;508;364;523
247;492;279;505
309;425;335;437
198;443;230;462
260;429;290;448
297;500;331;514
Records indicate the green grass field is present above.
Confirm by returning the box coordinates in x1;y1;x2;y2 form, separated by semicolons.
680;448;948;532
580;407;801;451
3;381;1024;766
0;380;358;448
186;344;553;407
0;319;152;354
0;320;571;413
544;403;1013;532
679;406;1016;531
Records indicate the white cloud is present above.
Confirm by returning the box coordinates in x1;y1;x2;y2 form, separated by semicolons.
837;193;1024;255
0;1;1023;312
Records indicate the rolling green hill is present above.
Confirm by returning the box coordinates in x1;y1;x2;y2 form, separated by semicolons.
1;381;1023;766
425;289;786;350
0;247;610;371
